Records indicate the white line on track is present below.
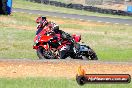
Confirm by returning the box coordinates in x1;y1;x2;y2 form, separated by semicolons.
125;24;129;26
54;16;57;18
12;10;132;26
38;14;41;16
87;20;91;22
29;13;32;14
63;17;67;18
97;21;102;23
106;22;110;24
12;11;16;12
115;23;119;24
79;19;84;21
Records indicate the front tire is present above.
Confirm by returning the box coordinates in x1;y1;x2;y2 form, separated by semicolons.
36;47;46;59
37;47;58;59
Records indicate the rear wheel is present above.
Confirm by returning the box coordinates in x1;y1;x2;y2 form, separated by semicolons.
79;45;98;60
82;45;98;60
87;48;98;60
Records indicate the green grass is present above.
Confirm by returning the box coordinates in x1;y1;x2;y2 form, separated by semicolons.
0;77;131;88
0;12;132;61
13;0;132;19
0;13;37;59
0;27;37;59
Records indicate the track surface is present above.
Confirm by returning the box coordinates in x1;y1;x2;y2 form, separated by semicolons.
13;8;132;25
0;59;132;78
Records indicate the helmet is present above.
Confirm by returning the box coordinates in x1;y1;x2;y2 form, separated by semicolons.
36;16;47;23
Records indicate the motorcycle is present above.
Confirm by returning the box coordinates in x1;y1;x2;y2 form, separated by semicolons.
33;28;98;60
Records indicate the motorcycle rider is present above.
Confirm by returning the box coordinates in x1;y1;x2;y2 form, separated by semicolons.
36;16;60;36
35;16;78;59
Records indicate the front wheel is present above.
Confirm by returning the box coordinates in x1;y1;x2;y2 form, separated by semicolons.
36;47;46;59
37;47;57;59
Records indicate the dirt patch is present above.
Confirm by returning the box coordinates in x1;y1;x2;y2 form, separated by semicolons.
0;60;132;78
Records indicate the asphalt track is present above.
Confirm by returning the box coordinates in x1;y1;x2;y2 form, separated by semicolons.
13;8;132;25
0;59;132;64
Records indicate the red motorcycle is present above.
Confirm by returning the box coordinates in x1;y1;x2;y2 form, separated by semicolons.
33;28;98;60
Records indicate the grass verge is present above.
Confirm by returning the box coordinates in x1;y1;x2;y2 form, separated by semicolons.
0;77;131;88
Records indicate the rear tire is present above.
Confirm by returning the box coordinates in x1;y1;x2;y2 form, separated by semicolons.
88;49;98;60
85;46;98;60
90;52;98;60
